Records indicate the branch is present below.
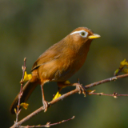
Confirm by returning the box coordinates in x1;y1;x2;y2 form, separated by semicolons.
15;58;27;123
85;73;128;88
10;73;128;128
88;92;128;98
20;116;75;128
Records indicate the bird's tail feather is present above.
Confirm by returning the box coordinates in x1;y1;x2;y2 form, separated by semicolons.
10;79;39;114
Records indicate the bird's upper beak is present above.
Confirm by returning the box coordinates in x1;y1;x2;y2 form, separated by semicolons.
88;34;100;39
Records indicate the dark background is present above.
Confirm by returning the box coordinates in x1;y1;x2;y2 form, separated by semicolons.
1;0;128;127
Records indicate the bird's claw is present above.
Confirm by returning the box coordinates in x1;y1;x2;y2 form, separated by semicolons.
73;83;86;97
43;100;48;112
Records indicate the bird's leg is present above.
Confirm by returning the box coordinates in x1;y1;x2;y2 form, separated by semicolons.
73;83;86;97
40;84;48;112
53;81;86;100
57;81;71;90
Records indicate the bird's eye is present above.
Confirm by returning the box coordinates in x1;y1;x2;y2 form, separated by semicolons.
80;31;88;37
81;32;85;36
70;30;88;37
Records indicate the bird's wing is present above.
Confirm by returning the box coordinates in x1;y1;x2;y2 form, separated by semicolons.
31;42;63;72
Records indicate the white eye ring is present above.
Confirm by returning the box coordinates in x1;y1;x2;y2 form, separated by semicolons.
70;30;88;38
80;31;88;37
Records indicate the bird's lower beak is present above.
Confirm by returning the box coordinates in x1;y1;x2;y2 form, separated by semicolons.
88;34;100;39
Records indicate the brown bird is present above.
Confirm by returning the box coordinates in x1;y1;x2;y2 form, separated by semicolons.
10;27;100;114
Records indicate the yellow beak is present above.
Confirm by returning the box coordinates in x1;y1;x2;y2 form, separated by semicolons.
88;34;100;39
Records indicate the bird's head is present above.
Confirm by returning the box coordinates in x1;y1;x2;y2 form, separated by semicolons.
70;27;100;44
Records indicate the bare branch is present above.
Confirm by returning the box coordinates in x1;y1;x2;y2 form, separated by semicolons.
85;74;128;88
15;58;27;123
88;92;128;98
19;116;75;128
10;73;128;128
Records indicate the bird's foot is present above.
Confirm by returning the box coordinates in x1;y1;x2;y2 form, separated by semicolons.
43;100;48;112
73;83;86;97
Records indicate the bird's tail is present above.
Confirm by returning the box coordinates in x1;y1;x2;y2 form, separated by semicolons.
10;79;39;114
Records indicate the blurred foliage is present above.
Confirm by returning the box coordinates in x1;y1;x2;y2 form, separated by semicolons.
0;0;128;127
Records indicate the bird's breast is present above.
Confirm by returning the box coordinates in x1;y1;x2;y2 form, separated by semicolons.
39;43;91;82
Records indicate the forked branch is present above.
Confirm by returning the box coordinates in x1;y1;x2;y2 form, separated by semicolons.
10;58;128;128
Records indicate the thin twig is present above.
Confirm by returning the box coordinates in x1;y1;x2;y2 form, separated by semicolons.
15;58;27;123
85;74;128;88
88;92;128;98
114;67;124;76
114;59;128;76
19;116;75;128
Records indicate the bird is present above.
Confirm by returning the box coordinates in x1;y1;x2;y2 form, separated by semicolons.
10;27;100;114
